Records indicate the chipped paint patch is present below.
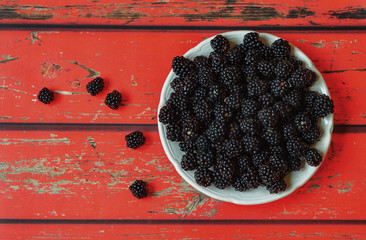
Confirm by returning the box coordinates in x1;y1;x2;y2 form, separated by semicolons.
40;61;63;79
0;55;19;64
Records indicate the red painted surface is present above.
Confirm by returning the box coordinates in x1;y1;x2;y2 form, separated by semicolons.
0;31;365;124
0;0;365;27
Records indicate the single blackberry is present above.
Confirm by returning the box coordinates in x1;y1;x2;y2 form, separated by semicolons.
252;150;269;168
269;153;288;172
258;93;275;108
195;135;210;152
208;82;227;103
224;93;241;110
225;45;245;66
288;157;302;171
304;90;318;108
179;140;196;153
241;99;260;118
182;117;200;141
193;100;211;123
273;101;293;120
257;61;275;78
304;68;317;88
194;167;214;187
194;56;210;70
313;94;334;118
213;171;232;189
257;107;279;128
243;32;262;50
158;104;177;125
288;67;312;90
286;136;308;158
221;66;241;86
215;159;235;179
198;68;216;87
233;176;250;192
289;56;303;68
224;138;244;158
171;76;196;96
242;135;262;154
125;131;146;149
241;166;261;189
262;127;281;145
305;148;323;167
282;122;298;140
166;123;182;142
258;164;280;185
181;152;198;171
270;145;285;157
191;86;208;103
37;87;54;104
266;179;287;194
228;121;242;139
214;104;233;122
294;113;312;133
210;52;228;74
206;121;227;142
243;64;260;80
274;60;294;79
258;44;274;61
303;125;321;145
172;56;195;77
270;78;290;97
86;77;104;96
129;180;147;199
211;35;231;53
238;155;251;173
271;39;291;59
239;118;259;136
245;49;263;65
283;90;302;109
197;150;215;168
105;90;122;110
247;77;269;98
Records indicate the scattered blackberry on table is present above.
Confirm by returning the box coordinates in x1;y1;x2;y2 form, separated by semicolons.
211;34;231;53
266;179;287;194
105;90;122;110
172;56;195;77
129;180;147;199
213;171;232;189
271;38;291;59
181;152;198;171
86;77;104;96
305;148;323;167
313;94;335;117
125;131;146;149
37;87;54;104
194;167;214;187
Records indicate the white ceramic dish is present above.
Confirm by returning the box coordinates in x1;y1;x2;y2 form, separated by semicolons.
157;31;334;205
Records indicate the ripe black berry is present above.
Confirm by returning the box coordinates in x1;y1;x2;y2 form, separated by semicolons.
105;90;122;110
37;87;54;104
129;180;147;199
86;77;104;96
125;131;146;149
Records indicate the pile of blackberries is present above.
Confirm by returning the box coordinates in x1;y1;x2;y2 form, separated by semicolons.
159;32;334;194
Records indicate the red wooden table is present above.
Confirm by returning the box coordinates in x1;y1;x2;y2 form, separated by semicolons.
0;0;366;239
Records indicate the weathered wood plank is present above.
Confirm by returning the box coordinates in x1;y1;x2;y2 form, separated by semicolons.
0;30;365;124
1;223;365;239
0;130;365;219
0;0;365;27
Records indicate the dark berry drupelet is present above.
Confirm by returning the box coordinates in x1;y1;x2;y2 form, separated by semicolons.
105;90;122;110
193;100;211;123
197;68;216;87
159;104;177;125
233;176;250;192
213;171;232;189
238;155;251;173
288;157;302;172
243;32;262;50
243;64;260;79
194;167;214;187
225;45;245;66
288;67;313;90
258;44;274;61
228;121;242;139
37;87;54;104
125;131;146;149
266;179;287;194
195;135;210;152
172;56;195;77
182;117;200;141
313;94;334;118
286;136;308;158
211;35;231;53
270;78;290;97
86;77;104;96
305;148;323;167
258;107;279;128
274;60;294;79
179;140;196;153
241;166;261;189
181;152;198;171
224;93;241;110
214;104;233;123
129;180;147;199
283;90;302;109
271;38;291;59
259;164;280;185
208;82;227;103
282;122;298;140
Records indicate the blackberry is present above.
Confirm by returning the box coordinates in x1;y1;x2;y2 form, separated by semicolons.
257;107;278;128
224;138;244;158
195;135;210;152
242;135;262;154
197;150;215;168
283;90;302;109
245;49;263;65
294;113;312;133
194;56;210;70
182;117;200;141
221;66;241;86
304;90;318;107
274;60;294;79
37;87;54;104
233;176;250;192
213;171;232;189
228;121;242;139
252;150;269;168
257;61;275;78
166;123;182;142
282;122;298;140
208;83;227;102
247;77;269;98
238;155;251;173
159;104;177;125
304;68;317;88
210;52;228;74
215;159;235;179
270;78;290;97
271;39;291;59
243;32;262;50
269;153;288;172
258;93;275;108
206;121;227;142
258;44;274;61
288;157;302;171
262;127;281;145
313;94;334;117
172;56;194;77
224;93;241;110
193;100;211;123
305;148;322;167
270;145;285;156
179;140;196;153
303;125;321;145
266;179;287;194
239;118;259;136
288;68;312;89
171;76;196;95
273;101;293;120
241;99;260;118
243;64;259;79
258;164;280;185
167;92;189;111
125;131;146;149
198;68;216;87
225;45;245;66
214;104;233;122
181;152;198;171
86;77;104;96
289;56;303;68
194;167;214;187
286;136;307;157
191;87;208;103
241;166;261;189
211;34;231;53
105;90;122;110
129;180;147;199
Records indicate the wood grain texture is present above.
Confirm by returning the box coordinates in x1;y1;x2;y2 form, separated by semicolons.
0;30;365;124
0;0;365;27
1;223;365;239
0;130;365;220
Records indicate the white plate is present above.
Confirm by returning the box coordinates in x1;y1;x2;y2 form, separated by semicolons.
157;31;334;205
